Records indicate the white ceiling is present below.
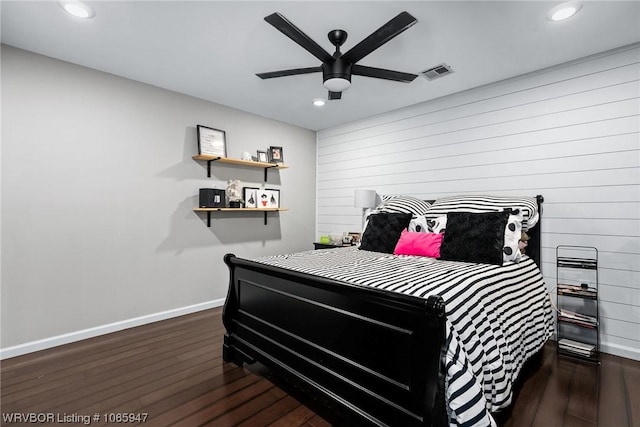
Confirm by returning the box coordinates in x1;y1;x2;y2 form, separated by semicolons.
2;1;639;131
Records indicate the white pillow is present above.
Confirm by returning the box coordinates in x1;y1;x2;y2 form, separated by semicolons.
503;211;524;263
408;215;447;234
408;215;429;232
428;215;448;234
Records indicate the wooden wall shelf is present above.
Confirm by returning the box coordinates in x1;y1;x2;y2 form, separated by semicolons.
194;208;289;226
192;155;288;180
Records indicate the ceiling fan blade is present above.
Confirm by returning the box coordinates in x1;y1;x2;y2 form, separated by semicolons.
264;13;333;63
256;66;322;79
342;11;417;64
352;64;418;82
328;91;342;100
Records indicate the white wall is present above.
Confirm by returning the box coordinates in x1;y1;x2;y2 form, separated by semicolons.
1;46;316;355
316;44;640;360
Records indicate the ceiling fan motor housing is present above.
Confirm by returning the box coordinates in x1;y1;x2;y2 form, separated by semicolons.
322;58;352;91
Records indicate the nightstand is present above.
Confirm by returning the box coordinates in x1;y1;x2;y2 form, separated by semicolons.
314;242;350;250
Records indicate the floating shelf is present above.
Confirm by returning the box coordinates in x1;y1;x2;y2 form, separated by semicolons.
192;155;288;180
194;207;289;226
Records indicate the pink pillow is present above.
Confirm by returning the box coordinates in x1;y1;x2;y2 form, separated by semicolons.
394;230;444;258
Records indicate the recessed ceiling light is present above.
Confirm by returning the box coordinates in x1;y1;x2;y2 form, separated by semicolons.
547;1;582;21
59;1;95;19
312;99;326;107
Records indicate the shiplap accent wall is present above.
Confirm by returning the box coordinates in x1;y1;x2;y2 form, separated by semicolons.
316;43;640;360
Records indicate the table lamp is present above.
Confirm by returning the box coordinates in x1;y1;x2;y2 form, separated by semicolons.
354;189;377;229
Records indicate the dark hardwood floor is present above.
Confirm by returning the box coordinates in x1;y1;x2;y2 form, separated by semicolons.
2;307;638;426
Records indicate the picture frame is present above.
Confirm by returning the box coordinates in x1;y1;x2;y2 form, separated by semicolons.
243;187;260;208
257;150;269;163
268;146;284;164
258;188;280;208
197;125;227;157
349;232;362;244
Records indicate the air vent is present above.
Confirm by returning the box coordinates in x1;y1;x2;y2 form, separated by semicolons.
420;63;454;81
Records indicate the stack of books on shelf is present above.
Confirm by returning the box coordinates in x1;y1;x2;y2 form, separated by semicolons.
558;308;598;327
557;283;597;298
558;338;596;357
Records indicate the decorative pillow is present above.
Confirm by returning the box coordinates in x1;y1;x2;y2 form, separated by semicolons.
439;211;510;265
374;195;432;215
394;230;444;258
425;195;539;231
503;210;524;263
409;215;447;234
408;215;429;232
427;215;448;234
360;212;412;254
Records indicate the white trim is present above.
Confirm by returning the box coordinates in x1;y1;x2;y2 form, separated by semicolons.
600;341;640;362
0;299;225;360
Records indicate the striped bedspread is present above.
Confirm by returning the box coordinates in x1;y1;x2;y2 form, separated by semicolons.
252;247;554;427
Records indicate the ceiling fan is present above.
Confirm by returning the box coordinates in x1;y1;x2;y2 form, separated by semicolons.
256;11;419;100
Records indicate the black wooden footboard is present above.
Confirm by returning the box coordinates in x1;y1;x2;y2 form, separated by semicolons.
222;254;449;427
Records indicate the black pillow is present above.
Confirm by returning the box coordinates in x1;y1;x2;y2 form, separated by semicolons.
360;212;412;254
439;211;509;265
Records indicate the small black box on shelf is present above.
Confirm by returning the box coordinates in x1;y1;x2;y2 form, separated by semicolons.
199;188;226;208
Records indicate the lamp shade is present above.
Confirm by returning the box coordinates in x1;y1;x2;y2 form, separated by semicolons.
354;190;377;208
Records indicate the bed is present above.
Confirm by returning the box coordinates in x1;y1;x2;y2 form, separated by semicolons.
222;194;553;426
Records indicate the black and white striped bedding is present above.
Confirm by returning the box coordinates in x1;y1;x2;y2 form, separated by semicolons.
252;247;553;427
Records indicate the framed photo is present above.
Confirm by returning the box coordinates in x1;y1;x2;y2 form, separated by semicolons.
349;232;362;244
257;150;269;163
243;187;260;208
258;189;280;208
268;146;284;164
197;125;227;157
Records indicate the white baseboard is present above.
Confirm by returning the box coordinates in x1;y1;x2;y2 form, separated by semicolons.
0;299;225;360
600;341;640;362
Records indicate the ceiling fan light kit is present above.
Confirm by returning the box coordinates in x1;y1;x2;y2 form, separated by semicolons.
257;11;419;100
323;77;351;92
